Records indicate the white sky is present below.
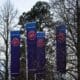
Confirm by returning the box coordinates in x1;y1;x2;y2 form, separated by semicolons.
0;0;49;15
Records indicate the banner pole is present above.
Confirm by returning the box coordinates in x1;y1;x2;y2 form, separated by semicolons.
34;73;37;80
25;30;28;80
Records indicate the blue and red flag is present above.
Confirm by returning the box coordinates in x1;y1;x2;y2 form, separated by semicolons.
56;25;66;73
25;22;37;72
36;32;45;73
10;31;20;76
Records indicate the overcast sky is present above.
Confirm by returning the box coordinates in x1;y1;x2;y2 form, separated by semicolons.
0;0;49;15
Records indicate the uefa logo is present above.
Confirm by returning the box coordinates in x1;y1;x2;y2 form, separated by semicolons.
37;39;45;47
11;38;20;47
56;32;65;42
28;31;36;40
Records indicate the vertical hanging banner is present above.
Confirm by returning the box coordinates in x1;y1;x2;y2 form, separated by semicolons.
36;32;45;73
56;25;66;73
25;22;36;72
11;31;20;76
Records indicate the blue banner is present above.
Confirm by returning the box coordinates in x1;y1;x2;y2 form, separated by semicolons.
25;22;37;72
11;31;20;76
36;32;45;73
56;25;66;73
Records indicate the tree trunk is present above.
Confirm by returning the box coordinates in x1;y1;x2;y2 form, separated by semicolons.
76;0;80;80
5;18;9;80
5;41;9;80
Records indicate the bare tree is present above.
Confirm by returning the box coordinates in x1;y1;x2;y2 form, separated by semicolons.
49;0;78;80
0;0;18;80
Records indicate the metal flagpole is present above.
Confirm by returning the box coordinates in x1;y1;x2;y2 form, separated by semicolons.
25;27;28;80
34;73;37;80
